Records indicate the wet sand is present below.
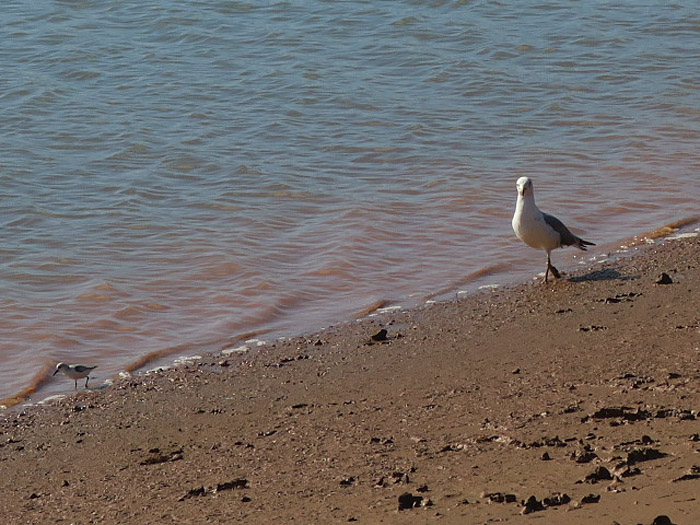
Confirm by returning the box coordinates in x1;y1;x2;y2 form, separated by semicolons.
1;235;698;525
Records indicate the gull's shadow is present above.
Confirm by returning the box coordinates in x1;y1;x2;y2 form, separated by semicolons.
568;268;640;282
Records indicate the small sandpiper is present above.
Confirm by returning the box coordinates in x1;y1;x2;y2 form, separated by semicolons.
53;363;97;389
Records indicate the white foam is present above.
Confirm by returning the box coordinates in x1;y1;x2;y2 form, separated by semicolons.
37;394;67;405
173;355;203;366
371;305;402;316
222;345;249;356
144;365;171;375
667;232;698;240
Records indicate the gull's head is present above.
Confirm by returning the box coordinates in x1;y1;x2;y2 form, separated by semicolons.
53;362;66;375
516;176;533;197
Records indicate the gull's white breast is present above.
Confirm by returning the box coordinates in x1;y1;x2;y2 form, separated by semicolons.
512;200;560;252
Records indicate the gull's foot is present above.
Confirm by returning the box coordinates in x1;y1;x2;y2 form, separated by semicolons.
549;265;561;279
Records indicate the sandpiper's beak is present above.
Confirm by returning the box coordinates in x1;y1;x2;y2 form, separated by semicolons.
53;369;59;375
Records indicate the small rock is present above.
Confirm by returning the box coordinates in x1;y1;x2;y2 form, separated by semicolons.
580;493;600;504
484;492;517;503
179;486;206;501
541;452;551;461
584;466;613;483
543;493;571;507
216;479;249;492
616;466;642;478
656;272;673;284
626;447;666;466
512;368;521;374
651;516;674;525
339;477;356;487
521;495;545;514
571;450;598;463
370;329;388;342
397;492;423;510
672;465;700;482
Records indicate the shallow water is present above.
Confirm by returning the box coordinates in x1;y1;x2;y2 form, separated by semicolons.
1;1;699;403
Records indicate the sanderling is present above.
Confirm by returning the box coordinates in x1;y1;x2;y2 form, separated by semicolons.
53;362;97;389
512;177;595;282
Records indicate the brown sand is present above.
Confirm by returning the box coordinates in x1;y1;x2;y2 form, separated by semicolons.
1;236;698;525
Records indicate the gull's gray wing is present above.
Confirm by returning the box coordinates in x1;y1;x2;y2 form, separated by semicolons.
542;212;580;247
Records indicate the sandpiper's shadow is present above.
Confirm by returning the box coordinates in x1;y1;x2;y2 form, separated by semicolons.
568;268;639;282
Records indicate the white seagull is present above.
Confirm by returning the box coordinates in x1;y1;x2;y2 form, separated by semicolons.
53;362;97;389
512;176;595;282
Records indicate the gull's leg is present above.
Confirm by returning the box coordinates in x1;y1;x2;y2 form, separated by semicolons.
547;252;561;280
544;256;550;282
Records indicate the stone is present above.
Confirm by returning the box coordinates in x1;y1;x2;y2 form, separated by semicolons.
655;272;673;284
521;495;545;514
371;329;388;342
581;493;600;504
651;516;674;525
398;492;423;510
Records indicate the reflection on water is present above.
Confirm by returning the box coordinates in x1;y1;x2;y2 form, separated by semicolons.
1;1;699;403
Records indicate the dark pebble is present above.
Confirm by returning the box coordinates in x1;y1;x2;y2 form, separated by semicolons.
521;495;545;514
655;272;673;284
543;493;571;507
626;447;666;466
398;492;423;510
581;493;600;504
584;466;613;483
339;477;355;487
371;329;388;342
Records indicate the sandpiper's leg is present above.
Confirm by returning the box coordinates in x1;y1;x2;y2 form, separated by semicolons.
74;379;78;390
85;376;90;388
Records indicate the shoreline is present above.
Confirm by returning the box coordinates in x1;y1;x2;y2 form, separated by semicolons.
2;216;697;411
1;233;698;524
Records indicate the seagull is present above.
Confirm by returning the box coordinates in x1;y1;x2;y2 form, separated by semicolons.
53;362;97;389
512;176;595;282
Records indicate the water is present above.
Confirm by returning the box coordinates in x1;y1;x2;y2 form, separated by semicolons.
1;1;698;404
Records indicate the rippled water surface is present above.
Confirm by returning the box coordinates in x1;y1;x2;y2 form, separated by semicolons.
1;1;698;402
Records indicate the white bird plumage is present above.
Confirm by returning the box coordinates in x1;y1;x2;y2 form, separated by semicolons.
512;176;594;281
53;362;97;389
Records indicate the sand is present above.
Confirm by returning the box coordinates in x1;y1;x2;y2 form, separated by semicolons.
1;235;698;525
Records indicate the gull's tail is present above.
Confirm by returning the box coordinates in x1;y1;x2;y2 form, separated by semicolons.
575;238;595;251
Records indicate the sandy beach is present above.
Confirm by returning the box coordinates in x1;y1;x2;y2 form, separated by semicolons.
1;234;698;525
